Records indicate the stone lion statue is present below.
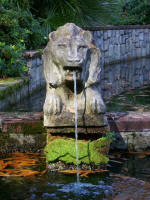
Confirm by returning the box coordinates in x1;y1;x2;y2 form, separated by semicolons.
43;23;107;127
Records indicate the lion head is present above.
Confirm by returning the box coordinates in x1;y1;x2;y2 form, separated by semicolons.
43;23;101;90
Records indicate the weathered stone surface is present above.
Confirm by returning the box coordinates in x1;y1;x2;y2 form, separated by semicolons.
43;23;107;127
107;112;150;132
108;112;150;151
0;112;44;134
47;126;109;135
0;132;46;153
119;131;150;151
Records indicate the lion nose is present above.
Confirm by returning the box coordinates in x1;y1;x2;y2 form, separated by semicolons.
67;57;81;63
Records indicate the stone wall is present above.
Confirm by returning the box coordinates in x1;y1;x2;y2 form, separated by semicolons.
0;51;45;111
86;25;150;99
100;57;150;99
24;50;45;91
87;25;150;65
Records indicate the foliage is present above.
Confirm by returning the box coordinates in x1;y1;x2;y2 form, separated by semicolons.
31;0;119;30
0;42;25;78
9;0;119;32
0;0;46;78
116;0;150;25
0;0;120;78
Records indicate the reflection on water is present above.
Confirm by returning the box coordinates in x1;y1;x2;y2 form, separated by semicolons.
4;86;150;113
3;88;46;112
106;87;150;112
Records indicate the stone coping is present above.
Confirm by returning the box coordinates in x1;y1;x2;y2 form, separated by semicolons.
23;25;150;58
23;50;41;58
84;25;150;31
0;111;150;133
0;78;24;89
107;112;150;132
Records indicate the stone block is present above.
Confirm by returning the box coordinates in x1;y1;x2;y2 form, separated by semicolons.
107;30;111;38
139;32;144;40
103;31;108;40
103;40;109;51
120;30;124;35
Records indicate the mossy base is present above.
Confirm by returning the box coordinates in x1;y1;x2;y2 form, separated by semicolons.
44;136;111;168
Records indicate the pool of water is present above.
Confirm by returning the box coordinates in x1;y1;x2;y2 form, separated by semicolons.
106;87;150;112
3;88;46;112
1;152;150;200
0;173;113;200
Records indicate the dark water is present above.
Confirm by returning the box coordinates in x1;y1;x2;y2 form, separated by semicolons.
1;153;150;200
109;153;150;182
4;88;46;112
106;87;150;112
0;170;112;200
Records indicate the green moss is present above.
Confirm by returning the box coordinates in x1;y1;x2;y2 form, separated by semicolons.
44;137;111;165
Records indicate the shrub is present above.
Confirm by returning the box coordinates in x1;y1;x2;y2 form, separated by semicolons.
116;0;150;25
0;0;47;78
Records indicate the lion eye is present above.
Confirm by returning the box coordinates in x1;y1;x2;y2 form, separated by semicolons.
58;44;67;48
78;45;88;49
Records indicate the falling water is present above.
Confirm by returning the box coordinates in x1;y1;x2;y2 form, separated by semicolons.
73;71;80;183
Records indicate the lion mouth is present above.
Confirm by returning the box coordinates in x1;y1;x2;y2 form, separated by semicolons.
63;66;82;72
64;66;82;81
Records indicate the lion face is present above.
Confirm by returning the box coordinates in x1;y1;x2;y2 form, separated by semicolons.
43;23;101;89
50;35;89;83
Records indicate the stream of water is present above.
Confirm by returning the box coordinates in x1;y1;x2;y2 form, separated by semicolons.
73;71;80;183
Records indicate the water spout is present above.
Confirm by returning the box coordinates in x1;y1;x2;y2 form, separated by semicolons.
73;71;80;183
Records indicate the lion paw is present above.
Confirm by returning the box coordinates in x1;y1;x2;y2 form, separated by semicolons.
91;97;105;114
44;96;62;115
